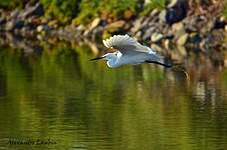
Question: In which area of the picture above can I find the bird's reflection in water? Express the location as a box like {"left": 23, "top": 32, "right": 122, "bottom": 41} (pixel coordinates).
{"left": 165, "top": 64, "right": 190, "bottom": 85}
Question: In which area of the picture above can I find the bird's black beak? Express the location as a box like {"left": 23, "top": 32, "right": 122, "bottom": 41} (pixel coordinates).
{"left": 89, "top": 56, "right": 105, "bottom": 61}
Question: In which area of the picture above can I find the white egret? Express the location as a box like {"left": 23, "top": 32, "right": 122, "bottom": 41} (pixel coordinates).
{"left": 90, "top": 34, "right": 171, "bottom": 68}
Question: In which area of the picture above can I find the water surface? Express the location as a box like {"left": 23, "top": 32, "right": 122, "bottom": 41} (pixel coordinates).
{"left": 0, "top": 42, "right": 227, "bottom": 150}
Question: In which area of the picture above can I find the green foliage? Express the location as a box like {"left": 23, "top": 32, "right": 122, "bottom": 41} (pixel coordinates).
{"left": 223, "top": 0, "right": 227, "bottom": 19}
{"left": 99, "top": 0, "right": 137, "bottom": 17}
{"left": 0, "top": 0, "right": 25, "bottom": 9}
{"left": 0, "top": 0, "right": 38, "bottom": 9}
{"left": 40, "top": 0, "right": 80, "bottom": 22}
{"left": 0, "top": 0, "right": 11, "bottom": 8}
{"left": 140, "top": 0, "right": 167, "bottom": 16}
{"left": 74, "top": 0, "right": 138, "bottom": 24}
{"left": 0, "top": 0, "right": 165, "bottom": 24}
{"left": 73, "top": 0, "right": 100, "bottom": 24}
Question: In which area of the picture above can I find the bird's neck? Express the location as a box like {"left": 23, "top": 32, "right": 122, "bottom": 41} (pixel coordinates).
{"left": 107, "top": 57, "right": 118, "bottom": 68}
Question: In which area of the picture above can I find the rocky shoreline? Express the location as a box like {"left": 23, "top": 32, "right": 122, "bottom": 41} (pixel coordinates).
{"left": 0, "top": 1, "right": 227, "bottom": 57}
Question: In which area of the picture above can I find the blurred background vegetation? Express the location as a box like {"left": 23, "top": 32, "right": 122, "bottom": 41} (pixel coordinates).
{"left": 0, "top": 0, "right": 226, "bottom": 24}
{"left": 0, "top": 0, "right": 151, "bottom": 23}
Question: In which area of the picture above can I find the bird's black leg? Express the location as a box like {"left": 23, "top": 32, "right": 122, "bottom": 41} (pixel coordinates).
{"left": 145, "top": 60, "right": 172, "bottom": 68}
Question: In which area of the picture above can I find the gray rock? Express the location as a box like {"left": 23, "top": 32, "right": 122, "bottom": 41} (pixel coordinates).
{"left": 124, "top": 23, "right": 131, "bottom": 30}
{"left": 184, "top": 17, "right": 198, "bottom": 32}
{"left": 83, "top": 29, "right": 90, "bottom": 37}
{"left": 0, "top": 17, "right": 6, "bottom": 25}
{"left": 150, "top": 44, "right": 163, "bottom": 52}
{"left": 150, "top": 9, "right": 159, "bottom": 17}
{"left": 207, "top": 19, "right": 216, "bottom": 31}
{"left": 20, "top": 3, "right": 44, "bottom": 18}
{"left": 37, "top": 25, "right": 43, "bottom": 32}
{"left": 92, "top": 26, "right": 104, "bottom": 41}
{"left": 21, "top": 27, "right": 28, "bottom": 34}
{"left": 135, "top": 31, "right": 142, "bottom": 39}
{"left": 165, "top": 0, "right": 188, "bottom": 25}
{"left": 171, "top": 22, "right": 185, "bottom": 39}
{"left": 142, "top": 27, "right": 156, "bottom": 41}
{"left": 89, "top": 18, "right": 101, "bottom": 31}
{"left": 5, "top": 21, "right": 15, "bottom": 31}
{"left": 189, "top": 33, "right": 202, "bottom": 44}
{"left": 213, "top": 18, "right": 227, "bottom": 30}
{"left": 159, "top": 10, "right": 167, "bottom": 23}
{"left": 14, "top": 20, "right": 24, "bottom": 29}
{"left": 148, "top": 22, "right": 156, "bottom": 27}
{"left": 10, "top": 9, "right": 20, "bottom": 19}
{"left": 164, "top": 39, "right": 170, "bottom": 49}
{"left": 105, "top": 20, "right": 125, "bottom": 32}
{"left": 76, "top": 24, "right": 85, "bottom": 31}
{"left": 172, "top": 22, "right": 184, "bottom": 32}
{"left": 48, "top": 20, "right": 58, "bottom": 28}
{"left": 140, "top": 16, "right": 154, "bottom": 30}
{"left": 92, "top": 26, "right": 103, "bottom": 34}
{"left": 151, "top": 33, "right": 164, "bottom": 43}
{"left": 36, "top": 25, "right": 50, "bottom": 32}
{"left": 225, "top": 59, "right": 227, "bottom": 67}
{"left": 177, "top": 46, "right": 187, "bottom": 56}
{"left": 177, "top": 33, "right": 188, "bottom": 46}
{"left": 131, "top": 18, "right": 143, "bottom": 33}
{"left": 189, "top": 16, "right": 208, "bottom": 34}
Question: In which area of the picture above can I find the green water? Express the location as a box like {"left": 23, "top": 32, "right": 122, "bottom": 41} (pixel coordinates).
{"left": 0, "top": 42, "right": 227, "bottom": 150}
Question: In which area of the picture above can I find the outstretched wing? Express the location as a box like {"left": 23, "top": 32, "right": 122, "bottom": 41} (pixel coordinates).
{"left": 103, "top": 34, "right": 153, "bottom": 54}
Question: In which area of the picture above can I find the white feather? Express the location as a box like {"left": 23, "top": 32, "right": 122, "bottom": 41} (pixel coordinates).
{"left": 102, "top": 34, "right": 153, "bottom": 54}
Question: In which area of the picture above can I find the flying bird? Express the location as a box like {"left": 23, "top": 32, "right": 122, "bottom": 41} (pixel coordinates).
{"left": 90, "top": 34, "right": 171, "bottom": 68}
